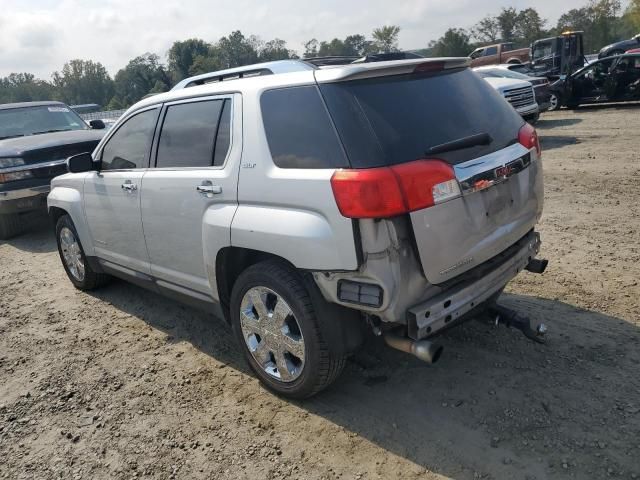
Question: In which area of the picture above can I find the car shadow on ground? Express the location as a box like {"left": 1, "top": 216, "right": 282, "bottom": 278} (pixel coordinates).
{"left": 0, "top": 215, "right": 56, "bottom": 253}
{"left": 88, "top": 280, "right": 640, "bottom": 479}
{"left": 574, "top": 101, "right": 640, "bottom": 112}
{"left": 539, "top": 135, "right": 578, "bottom": 151}
{"left": 536, "top": 117, "right": 582, "bottom": 128}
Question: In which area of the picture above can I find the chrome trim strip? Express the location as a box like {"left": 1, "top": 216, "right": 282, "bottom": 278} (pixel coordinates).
{"left": 0, "top": 159, "right": 67, "bottom": 174}
{"left": 454, "top": 143, "right": 532, "bottom": 195}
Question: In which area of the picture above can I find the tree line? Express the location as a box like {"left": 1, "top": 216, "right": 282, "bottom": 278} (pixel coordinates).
{"left": 428, "top": 0, "right": 638, "bottom": 57}
{"left": 1, "top": 0, "right": 639, "bottom": 110}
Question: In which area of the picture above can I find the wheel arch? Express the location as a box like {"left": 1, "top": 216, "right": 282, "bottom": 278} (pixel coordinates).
{"left": 219, "top": 248, "right": 365, "bottom": 358}
{"left": 47, "top": 186, "right": 94, "bottom": 256}
{"left": 215, "top": 247, "right": 293, "bottom": 321}
{"left": 48, "top": 206, "right": 68, "bottom": 226}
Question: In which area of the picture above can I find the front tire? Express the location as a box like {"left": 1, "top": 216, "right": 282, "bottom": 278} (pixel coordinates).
{"left": 548, "top": 93, "right": 561, "bottom": 111}
{"left": 230, "top": 260, "right": 346, "bottom": 399}
{"left": 55, "top": 214, "right": 110, "bottom": 290}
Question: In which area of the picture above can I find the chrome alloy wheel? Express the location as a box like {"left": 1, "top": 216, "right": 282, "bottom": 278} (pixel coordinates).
{"left": 59, "top": 227, "right": 85, "bottom": 282}
{"left": 240, "top": 287, "right": 305, "bottom": 382}
{"left": 549, "top": 93, "right": 559, "bottom": 111}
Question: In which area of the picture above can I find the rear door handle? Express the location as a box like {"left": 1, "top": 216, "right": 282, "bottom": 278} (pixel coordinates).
{"left": 197, "top": 184, "right": 222, "bottom": 195}
{"left": 121, "top": 181, "right": 137, "bottom": 192}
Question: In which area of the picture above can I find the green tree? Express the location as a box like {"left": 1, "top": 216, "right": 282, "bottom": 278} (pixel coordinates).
{"left": 428, "top": 28, "right": 472, "bottom": 57}
{"left": 51, "top": 59, "right": 114, "bottom": 107}
{"left": 303, "top": 39, "right": 319, "bottom": 57}
{"left": 189, "top": 46, "right": 224, "bottom": 76}
{"left": 472, "top": 15, "right": 501, "bottom": 43}
{"left": 258, "top": 38, "right": 296, "bottom": 62}
{"left": 216, "top": 31, "right": 260, "bottom": 68}
{"left": 111, "top": 53, "right": 170, "bottom": 107}
{"left": 497, "top": 7, "right": 519, "bottom": 42}
{"left": 627, "top": 0, "right": 640, "bottom": 30}
{"left": 344, "top": 34, "right": 372, "bottom": 56}
{"left": 371, "top": 25, "right": 401, "bottom": 52}
{"left": 0, "top": 73, "right": 55, "bottom": 103}
{"left": 515, "top": 8, "right": 547, "bottom": 46}
{"left": 167, "top": 39, "right": 211, "bottom": 82}
{"left": 318, "top": 38, "right": 349, "bottom": 56}
{"left": 589, "top": 0, "right": 622, "bottom": 46}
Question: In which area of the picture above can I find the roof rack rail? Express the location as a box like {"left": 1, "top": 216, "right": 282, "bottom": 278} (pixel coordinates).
{"left": 171, "top": 60, "right": 316, "bottom": 90}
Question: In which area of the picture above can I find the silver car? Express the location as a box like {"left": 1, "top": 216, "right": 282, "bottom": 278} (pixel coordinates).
{"left": 48, "top": 57, "right": 546, "bottom": 398}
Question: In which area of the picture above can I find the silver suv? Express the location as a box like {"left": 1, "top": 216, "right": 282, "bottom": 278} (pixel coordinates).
{"left": 48, "top": 58, "right": 546, "bottom": 398}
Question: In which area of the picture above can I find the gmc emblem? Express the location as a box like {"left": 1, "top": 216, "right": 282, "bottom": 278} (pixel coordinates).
{"left": 495, "top": 165, "right": 513, "bottom": 178}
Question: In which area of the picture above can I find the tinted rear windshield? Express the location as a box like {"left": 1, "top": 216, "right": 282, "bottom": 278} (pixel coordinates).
{"left": 319, "top": 68, "right": 524, "bottom": 167}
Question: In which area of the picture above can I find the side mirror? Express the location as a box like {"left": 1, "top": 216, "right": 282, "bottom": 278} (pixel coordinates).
{"left": 67, "top": 152, "right": 97, "bottom": 173}
{"left": 89, "top": 119, "right": 106, "bottom": 130}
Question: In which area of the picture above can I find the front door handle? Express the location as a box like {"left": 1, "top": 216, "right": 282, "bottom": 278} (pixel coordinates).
{"left": 121, "top": 181, "right": 137, "bottom": 192}
{"left": 196, "top": 184, "right": 222, "bottom": 195}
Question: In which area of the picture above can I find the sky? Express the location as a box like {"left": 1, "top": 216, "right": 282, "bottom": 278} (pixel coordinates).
{"left": 0, "top": 0, "right": 622, "bottom": 79}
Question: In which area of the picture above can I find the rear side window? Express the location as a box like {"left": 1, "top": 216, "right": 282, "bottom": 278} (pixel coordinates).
{"left": 485, "top": 46, "right": 498, "bottom": 56}
{"left": 156, "top": 99, "right": 228, "bottom": 168}
{"left": 319, "top": 68, "right": 524, "bottom": 167}
{"left": 261, "top": 86, "right": 348, "bottom": 168}
{"left": 101, "top": 108, "right": 158, "bottom": 170}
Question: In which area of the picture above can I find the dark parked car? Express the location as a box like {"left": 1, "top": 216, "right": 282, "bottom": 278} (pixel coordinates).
{"left": 548, "top": 53, "right": 640, "bottom": 110}
{"left": 0, "top": 101, "right": 106, "bottom": 239}
{"left": 598, "top": 34, "right": 640, "bottom": 58}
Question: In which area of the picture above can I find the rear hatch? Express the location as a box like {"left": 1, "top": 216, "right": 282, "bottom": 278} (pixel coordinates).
{"left": 318, "top": 64, "right": 544, "bottom": 284}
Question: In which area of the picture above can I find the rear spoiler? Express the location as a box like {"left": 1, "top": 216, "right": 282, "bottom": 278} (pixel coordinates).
{"left": 314, "top": 57, "right": 470, "bottom": 83}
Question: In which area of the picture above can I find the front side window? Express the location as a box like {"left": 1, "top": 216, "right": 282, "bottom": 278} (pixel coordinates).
{"left": 156, "top": 99, "right": 230, "bottom": 168}
{"left": 261, "top": 86, "right": 348, "bottom": 169}
{"left": 532, "top": 41, "right": 553, "bottom": 60}
{"left": 578, "top": 59, "right": 613, "bottom": 79}
{"left": 101, "top": 108, "right": 159, "bottom": 170}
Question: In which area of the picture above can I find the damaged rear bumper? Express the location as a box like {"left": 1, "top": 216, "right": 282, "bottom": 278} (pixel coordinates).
{"left": 407, "top": 231, "right": 541, "bottom": 340}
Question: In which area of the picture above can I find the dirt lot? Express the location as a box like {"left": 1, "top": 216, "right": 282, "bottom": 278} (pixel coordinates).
{"left": 1, "top": 105, "right": 639, "bottom": 480}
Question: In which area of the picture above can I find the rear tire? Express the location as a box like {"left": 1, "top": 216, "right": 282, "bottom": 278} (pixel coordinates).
{"left": 0, "top": 213, "right": 22, "bottom": 240}
{"left": 230, "top": 260, "right": 346, "bottom": 399}
{"left": 55, "top": 214, "right": 110, "bottom": 290}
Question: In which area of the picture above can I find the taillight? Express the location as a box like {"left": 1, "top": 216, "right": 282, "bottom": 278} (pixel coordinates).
{"left": 519, "top": 123, "right": 541, "bottom": 157}
{"left": 330, "top": 159, "right": 461, "bottom": 219}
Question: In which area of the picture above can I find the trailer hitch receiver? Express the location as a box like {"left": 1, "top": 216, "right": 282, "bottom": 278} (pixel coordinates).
{"left": 487, "top": 304, "right": 547, "bottom": 344}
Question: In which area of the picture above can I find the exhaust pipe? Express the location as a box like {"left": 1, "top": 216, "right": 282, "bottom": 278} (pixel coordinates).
{"left": 525, "top": 258, "right": 548, "bottom": 274}
{"left": 383, "top": 331, "right": 443, "bottom": 364}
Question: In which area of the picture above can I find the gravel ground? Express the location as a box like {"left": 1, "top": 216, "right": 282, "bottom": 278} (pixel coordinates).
{"left": 1, "top": 105, "right": 639, "bottom": 480}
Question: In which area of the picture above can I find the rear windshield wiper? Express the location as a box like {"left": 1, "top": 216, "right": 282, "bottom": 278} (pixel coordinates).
{"left": 426, "top": 132, "right": 493, "bottom": 156}
{"left": 0, "top": 134, "right": 25, "bottom": 140}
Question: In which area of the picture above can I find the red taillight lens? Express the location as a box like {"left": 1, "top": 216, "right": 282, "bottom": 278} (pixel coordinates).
{"left": 330, "top": 159, "right": 460, "bottom": 219}
{"left": 518, "top": 123, "right": 541, "bottom": 157}
{"left": 330, "top": 168, "right": 406, "bottom": 218}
